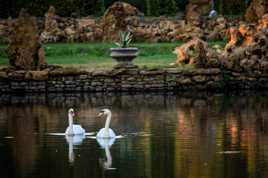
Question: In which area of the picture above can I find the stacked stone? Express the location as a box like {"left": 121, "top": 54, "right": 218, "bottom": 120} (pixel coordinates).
{"left": 0, "top": 19, "right": 9, "bottom": 43}
{"left": 77, "top": 18, "right": 103, "bottom": 42}
{"left": 0, "top": 67, "right": 267, "bottom": 93}
{"left": 41, "top": 6, "right": 79, "bottom": 42}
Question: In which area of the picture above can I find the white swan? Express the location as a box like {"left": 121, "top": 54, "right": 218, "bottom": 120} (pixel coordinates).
{"left": 65, "top": 108, "right": 85, "bottom": 136}
{"left": 96, "top": 109, "right": 116, "bottom": 138}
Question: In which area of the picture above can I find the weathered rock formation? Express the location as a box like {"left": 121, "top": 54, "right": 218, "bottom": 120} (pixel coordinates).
{"left": 206, "top": 17, "right": 228, "bottom": 41}
{"left": 257, "top": 14, "right": 268, "bottom": 31}
{"left": 173, "top": 13, "right": 268, "bottom": 73}
{"left": 78, "top": 18, "right": 103, "bottom": 42}
{"left": 221, "top": 15, "right": 268, "bottom": 72}
{"left": 174, "top": 38, "right": 219, "bottom": 68}
{"left": 41, "top": 6, "right": 78, "bottom": 42}
{"left": 7, "top": 9, "right": 45, "bottom": 70}
{"left": 101, "top": 1, "right": 140, "bottom": 41}
{"left": 132, "top": 18, "right": 180, "bottom": 42}
{"left": 0, "top": 3, "right": 249, "bottom": 43}
{"left": 41, "top": 6, "right": 63, "bottom": 42}
{"left": 176, "top": 16, "right": 230, "bottom": 42}
{"left": 186, "top": 0, "right": 210, "bottom": 24}
{"left": 245, "top": 0, "right": 268, "bottom": 22}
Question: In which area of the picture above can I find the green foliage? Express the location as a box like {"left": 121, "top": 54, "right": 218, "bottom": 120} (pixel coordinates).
{"left": 94, "top": 0, "right": 105, "bottom": 16}
{"left": 159, "top": 0, "right": 178, "bottom": 15}
{"left": 145, "top": 0, "right": 160, "bottom": 16}
{"left": 215, "top": 0, "right": 248, "bottom": 15}
{"left": 175, "top": 0, "right": 187, "bottom": 11}
{"left": 145, "top": 0, "right": 152, "bottom": 16}
{"left": 0, "top": 42, "right": 180, "bottom": 67}
{"left": 115, "top": 31, "right": 133, "bottom": 48}
{"left": 0, "top": 41, "right": 227, "bottom": 68}
{"left": 0, "top": 0, "right": 249, "bottom": 18}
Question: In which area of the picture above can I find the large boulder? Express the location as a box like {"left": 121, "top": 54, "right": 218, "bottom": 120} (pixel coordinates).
{"left": 245, "top": 0, "right": 268, "bottom": 22}
{"left": 101, "top": 2, "right": 140, "bottom": 41}
{"left": 173, "top": 38, "right": 219, "bottom": 68}
{"left": 7, "top": 9, "right": 45, "bottom": 70}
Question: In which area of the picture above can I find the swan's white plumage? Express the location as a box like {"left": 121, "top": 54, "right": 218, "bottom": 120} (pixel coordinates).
{"left": 96, "top": 109, "right": 116, "bottom": 138}
{"left": 97, "top": 128, "right": 116, "bottom": 138}
{"left": 65, "top": 125, "right": 85, "bottom": 136}
{"left": 65, "top": 108, "right": 85, "bottom": 136}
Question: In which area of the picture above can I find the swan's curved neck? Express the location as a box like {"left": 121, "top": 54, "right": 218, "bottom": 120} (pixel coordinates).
{"left": 104, "top": 112, "right": 112, "bottom": 130}
{"left": 68, "top": 114, "right": 74, "bottom": 127}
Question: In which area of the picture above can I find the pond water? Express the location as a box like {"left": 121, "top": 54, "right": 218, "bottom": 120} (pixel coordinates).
{"left": 0, "top": 92, "right": 268, "bottom": 178}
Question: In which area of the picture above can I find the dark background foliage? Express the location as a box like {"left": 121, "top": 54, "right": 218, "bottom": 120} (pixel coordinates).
{"left": 0, "top": 0, "right": 249, "bottom": 18}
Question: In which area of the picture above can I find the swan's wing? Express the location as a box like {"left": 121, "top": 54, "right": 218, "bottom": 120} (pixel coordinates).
{"left": 96, "top": 128, "right": 106, "bottom": 138}
{"left": 85, "top": 132, "right": 95, "bottom": 136}
{"left": 73, "top": 125, "right": 85, "bottom": 134}
{"left": 65, "top": 126, "right": 70, "bottom": 135}
{"left": 108, "top": 128, "right": 116, "bottom": 137}
{"left": 97, "top": 128, "right": 116, "bottom": 138}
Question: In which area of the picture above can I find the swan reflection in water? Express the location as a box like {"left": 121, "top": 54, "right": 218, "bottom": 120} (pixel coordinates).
{"left": 97, "top": 137, "right": 116, "bottom": 170}
{"left": 65, "top": 134, "right": 85, "bottom": 164}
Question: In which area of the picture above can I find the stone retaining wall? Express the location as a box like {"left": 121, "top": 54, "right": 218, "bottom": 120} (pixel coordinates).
{"left": 0, "top": 68, "right": 267, "bottom": 93}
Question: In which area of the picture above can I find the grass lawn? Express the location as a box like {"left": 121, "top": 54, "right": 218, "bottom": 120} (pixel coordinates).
{"left": 0, "top": 41, "right": 226, "bottom": 69}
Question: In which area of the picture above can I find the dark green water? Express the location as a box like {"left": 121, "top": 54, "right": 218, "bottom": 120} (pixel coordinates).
{"left": 0, "top": 92, "right": 267, "bottom": 178}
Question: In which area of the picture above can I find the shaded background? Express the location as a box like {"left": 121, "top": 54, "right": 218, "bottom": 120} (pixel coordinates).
{"left": 0, "top": 0, "right": 250, "bottom": 18}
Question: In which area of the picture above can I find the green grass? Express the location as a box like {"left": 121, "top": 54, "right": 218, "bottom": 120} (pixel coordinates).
{"left": 0, "top": 41, "right": 226, "bottom": 69}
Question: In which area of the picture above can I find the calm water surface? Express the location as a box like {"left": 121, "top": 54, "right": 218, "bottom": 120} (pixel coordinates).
{"left": 0, "top": 92, "right": 268, "bottom": 178}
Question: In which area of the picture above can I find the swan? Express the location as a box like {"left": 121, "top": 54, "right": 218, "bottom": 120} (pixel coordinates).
{"left": 65, "top": 108, "right": 85, "bottom": 136}
{"left": 96, "top": 109, "right": 116, "bottom": 138}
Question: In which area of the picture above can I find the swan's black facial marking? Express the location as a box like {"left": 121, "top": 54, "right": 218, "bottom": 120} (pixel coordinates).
{"left": 98, "top": 110, "right": 105, "bottom": 117}
{"left": 68, "top": 108, "right": 75, "bottom": 116}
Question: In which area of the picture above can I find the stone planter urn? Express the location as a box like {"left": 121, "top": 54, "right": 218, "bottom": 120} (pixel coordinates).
{"left": 110, "top": 47, "right": 139, "bottom": 66}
